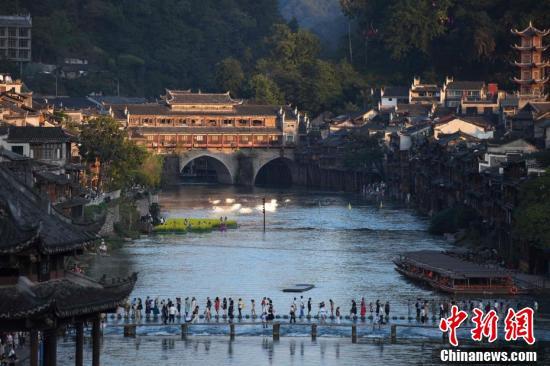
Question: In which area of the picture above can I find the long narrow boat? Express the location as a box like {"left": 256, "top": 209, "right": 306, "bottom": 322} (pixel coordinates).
{"left": 394, "top": 250, "right": 523, "bottom": 295}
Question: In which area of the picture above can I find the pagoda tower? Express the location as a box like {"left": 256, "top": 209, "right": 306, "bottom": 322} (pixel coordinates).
{"left": 511, "top": 21, "right": 549, "bottom": 101}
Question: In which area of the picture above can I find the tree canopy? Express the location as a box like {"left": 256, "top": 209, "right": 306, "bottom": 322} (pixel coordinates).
{"left": 79, "top": 116, "right": 162, "bottom": 190}
{"left": 340, "top": 0, "right": 550, "bottom": 86}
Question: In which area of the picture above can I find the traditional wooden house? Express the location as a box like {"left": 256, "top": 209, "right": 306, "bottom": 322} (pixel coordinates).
{"left": 0, "top": 166, "right": 136, "bottom": 366}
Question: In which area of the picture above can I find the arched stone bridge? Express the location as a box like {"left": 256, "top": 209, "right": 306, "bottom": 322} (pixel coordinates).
{"left": 175, "top": 148, "right": 295, "bottom": 186}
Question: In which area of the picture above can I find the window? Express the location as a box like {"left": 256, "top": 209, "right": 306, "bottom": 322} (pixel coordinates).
{"left": 19, "top": 28, "right": 29, "bottom": 37}
{"left": 18, "top": 50, "right": 28, "bottom": 59}
{"left": 19, "top": 39, "right": 28, "bottom": 48}
{"left": 208, "top": 120, "right": 217, "bottom": 126}
{"left": 0, "top": 39, "right": 5, "bottom": 48}
{"left": 0, "top": 27, "right": 6, "bottom": 37}
{"left": 8, "top": 38, "right": 16, "bottom": 48}
{"left": 238, "top": 119, "right": 248, "bottom": 126}
{"left": 285, "top": 135, "right": 294, "bottom": 143}
{"left": 223, "top": 119, "right": 233, "bottom": 126}
{"left": 252, "top": 120, "right": 263, "bottom": 127}
{"left": 8, "top": 48, "right": 16, "bottom": 58}
{"left": 11, "top": 145, "right": 23, "bottom": 155}
{"left": 8, "top": 28, "right": 16, "bottom": 37}
{"left": 31, "top": 144, "right": 62, "bottom": 160}
{"left": 194, "top": 135, "right": 204, "bottom": 142}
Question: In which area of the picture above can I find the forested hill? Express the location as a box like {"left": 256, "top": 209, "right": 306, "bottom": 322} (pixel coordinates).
{"left": 0, "top": 0, "right": 282, "bottom": 96}
{"left": 278, "top": 0, "right": 347, "bottom": 52}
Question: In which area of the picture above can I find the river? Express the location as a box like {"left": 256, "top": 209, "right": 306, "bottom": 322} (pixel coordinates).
{"left": 57, "top": 185, "right": 547, "bottom": 365}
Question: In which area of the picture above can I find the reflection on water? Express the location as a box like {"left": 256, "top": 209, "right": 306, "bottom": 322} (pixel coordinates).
{"left": 58, "top": 336, "right": 443, "bottom": 366}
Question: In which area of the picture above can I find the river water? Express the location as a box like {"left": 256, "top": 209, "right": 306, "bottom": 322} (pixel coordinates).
{"left": 57, "top": 185, "right": 548, "bottom": 365}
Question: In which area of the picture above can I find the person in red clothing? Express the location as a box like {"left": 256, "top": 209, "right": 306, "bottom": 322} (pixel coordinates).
{"left": 360, "top": 297, "right": 367, "bottom": 319}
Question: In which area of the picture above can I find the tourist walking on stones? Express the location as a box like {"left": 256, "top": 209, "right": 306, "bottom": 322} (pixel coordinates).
{"left": 185, "top": 297, "right": 191, "bottom": 318}
{"left": 223, "top": 297, "right": 228, "bottom": 316}
{"left": 369, "top": 302, "right": 373, "bottom": 319}
{"left": 214, "top": 297, "right": 220, "bottom": 316}
{"left": 206, "top": 297, "right": 212, "bottom": 313}
{"left": 136, "top": 298, "right": 143, "bottom": 320}
{"left": 384, "top": 302, "right": 390, "bottom": 322}
{"left": 228, "top": 298, "right": 235, "bottom": 321}
{"left": 251, "top": 299, "right": 256, "bottom": 317}
{"left": 145, "top": 296, "right": 151, "bottom": 317}
{"left": 375, "top": 300, "right": 380, "bottom": 317}
{"left": 238, "top": 298, "right": 244, "bottom": 318}
{"left": 360, "top": 298, "right": 367, "bottom": 319}
{"left": 169, "top": 303, "right": 177, "bottom": 323}
{"left": 267, "top": 303, "right": 275, "bottom": 322}
{"left": 192, "top": 306, "right": 199, "bottom": 323}
{"left": 161, "top": 303, "right": 168, "bottom": 324}
{"left": 307, "top": 298, "right": 312, "bottom": 316}
{"left": 205, "top": 305, "right": 212, "bottom": 322}
{"left": 290, "top": 303, "right": 297, "bottom": 323}
{"left": 299, "top": 296, "right": 305, "bottom": 318}
{"left": 191, "top": 297, "right": 197, "bottom": 313}
{"left": 319, "top": 302, "right": 327, "bottom": 323}
{"left": 415, "top": 300, "right": 421, "bottom": 319}
{"left": 329, "top": 299, "right": 334, "bottom": 317}
{"left": 350, "top": 300, "right": 357, "bottom": 319}
{"left": 335, "top": 306, "right": 341, "bottom": 324}
{"left": 176, "top": 297, "right": 181, "bottom": 316}
{"left": 261, "top": 310, "right": 268, "bottom": 328}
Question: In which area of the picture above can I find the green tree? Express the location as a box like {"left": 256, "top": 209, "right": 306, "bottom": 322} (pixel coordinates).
{"left": 514, "top": 174, "right": 550, "bottom": 249}
{"left": 215, "top": 58, "right": 245, "bottom": 96}
{"left": 79, "top": 116, "right": 148, "bottom": 190}
{"left": 342, "top": 132, "right": 384, "bottom": 172}
{"left": 248, "top": 74, "right": 284, "bottom": 104}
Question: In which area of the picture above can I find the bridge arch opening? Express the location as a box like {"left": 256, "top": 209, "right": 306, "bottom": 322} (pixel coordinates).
{"left": 181, "top": 156, "right": 233, "bottom": 184}
{"left": 254, "top": 157, "right": 293, "bottom": 187}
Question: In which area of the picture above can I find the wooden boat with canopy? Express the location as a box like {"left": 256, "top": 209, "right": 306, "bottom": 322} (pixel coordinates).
{"left": 394, "top": 250, "right": 521, "bottom": 295}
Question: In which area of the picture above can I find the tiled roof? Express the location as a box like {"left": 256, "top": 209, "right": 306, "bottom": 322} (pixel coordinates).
{"left": 400, "top": 250, "right": 511, "bottom": 279}
{"left": 125, "top": 103, "right": 286, "bottom": 117}
{"left": 7, "top": 126, "right": 75, "bottom": 143}
{"left": 0, "top": 147, "right": 29, "bottom": 161}
{"left": 0, "top": 166, "right": 98, "bottom": 254}
{"left": 383, "top": 86, "right": 408, "bottom": 97}
{"left": 0, "top": 272, "right": 136, "bottom": 320}
{"left": 166, "top": 90, "right": 239, "bottom": 105}
{"left": 35, "top": 97, "right": 97, "bottom": 110}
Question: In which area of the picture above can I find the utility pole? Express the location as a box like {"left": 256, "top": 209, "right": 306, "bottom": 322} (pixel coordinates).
{"left": 262, "top": 197, "right": 265, "bottom": 233}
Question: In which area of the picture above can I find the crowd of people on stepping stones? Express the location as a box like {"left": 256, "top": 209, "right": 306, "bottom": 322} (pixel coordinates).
{"left": 112, "top": 296, "right": 540, "bottom": 326}
{"left": 114, "top": 296, "right": 397, "bottom": 325}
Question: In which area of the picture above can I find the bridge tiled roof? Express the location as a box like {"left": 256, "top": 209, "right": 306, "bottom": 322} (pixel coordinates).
{"left": 166, "top": 90, "right": 240, "bottom": 105}
{"left": 123, "top": 103, "right": 287, "bottom": 117}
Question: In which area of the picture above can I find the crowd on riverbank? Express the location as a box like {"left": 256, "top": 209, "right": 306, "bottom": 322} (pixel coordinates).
{"left": 113, "top": 296, "right": 540, "bottom": 325}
